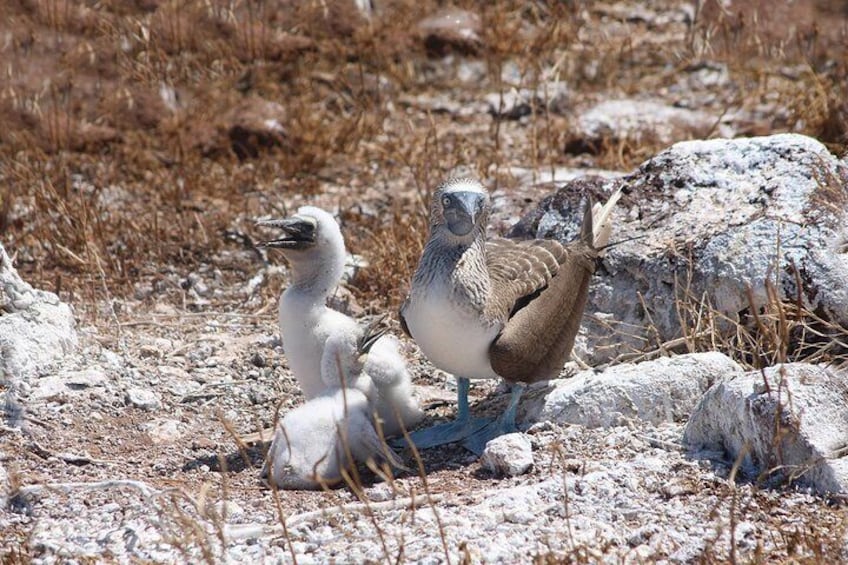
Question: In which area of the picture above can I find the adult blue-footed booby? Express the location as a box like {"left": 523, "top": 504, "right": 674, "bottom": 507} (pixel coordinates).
{"left": 264, "top": 321, "right": 405, "bottom": 489}
{"left": 257, "top": 206, "right": 423, "bottom": 435}
{"left": 396, "top": 178, "right": 621, "bottom": 454}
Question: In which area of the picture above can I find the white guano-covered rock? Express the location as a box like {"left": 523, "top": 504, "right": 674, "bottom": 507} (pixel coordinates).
{"left": 520, "top": 352, "right": 742, "bottom": 428}
{"left": 0, "top": 242, "right": 77, "bottom": 383}
{"left": 480, "top": 433, "right": 534, "bottom": 476}
{"left": 512, "top": 134, "right": 848, "bottom": 363}
{"left": 683, "top": 363, "right": 848, "bottom": 494}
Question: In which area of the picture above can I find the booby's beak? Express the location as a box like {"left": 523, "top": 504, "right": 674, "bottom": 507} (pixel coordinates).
{"left": 358, "top": 315, "right": 389, "bottom": 355}
{"left": 444, "top": 191, "right": 485, "bottom": 236}
{"left": 256, "top": 216, "right": 317, "bottom": 250}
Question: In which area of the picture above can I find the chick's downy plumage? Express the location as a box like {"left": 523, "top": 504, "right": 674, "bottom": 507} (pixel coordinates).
{"left": 264, "top": 327, "right": 405, "bottom": 489}
{"left": 257, "top": 206, "right": 423, "bottom": 435}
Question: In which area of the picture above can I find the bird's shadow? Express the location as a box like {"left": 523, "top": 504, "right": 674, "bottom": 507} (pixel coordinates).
{"left": 183, "top": 382, "right": 558, "bottom": 491}
{"left": 391, "top": 380, "right": 557, "bottom": 478}
{"left": 182, "top": 444, "right": 266, "bottom": 474}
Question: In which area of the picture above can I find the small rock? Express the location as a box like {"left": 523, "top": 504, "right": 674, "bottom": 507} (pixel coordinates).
{"left": 64, "top": 367, "right": 108, "bottom": 389}
{"left": 29, "top": 376, "right": 68, "bottom": 402}
{"left": 366, "top": 483, "right": 393, "bottom": 502}
{"left": 250, "top": 352, "right": 266, "bottom": 368}
{"left": 192, "top": 437, "right": 216, "bottom": 450}
{"left": 484, "top": 82, "right": 570, "bottom": 120}
{"left": 166, "top": 379, "right": 201, "bottom": 397}
{"left": 139, "top": 344, "right": 164, "bottom": 358}
{"left": 182, "top": 273, "right": 210, "bottom": 296}
{"left": 661, "top": 478, "right": 696, "bottom": 498}
{"left": 98, "top": 348, "right": 124, "bottom": 369}
{"left": 480, "top": 433, "right": 534, "bottom": 476}
{"left": 126, "top": 388, "right": 161, "bottom": 410}
{"left": 627, "top": 524, "right": 660, "bottom": 546}
{"left": 158, "top": 365, "right": 190, "bottom": 380}
{"left": 213, "top": 500, "right": 245, "bottom": 521}
{"left": 0, "top": 461, "right": 8, "bottom": 508}
{"left": 484, "top": 89, "right": 535, "bottom": 120}
{"left": 0, "top": 243, "right": 77, "bottom": 383}
{"left": 223, "top": 97, "right": 289, "bottom": 160}
{"left": 566, "top": 98, "right": 733, "bottom": 153}
{"left": 248, "top": 385, "right": 271, "bottom": 405}
{"left": 417, "top": 8, "right": 482, "bottom": 56}
{"left": 503, "top": 508, "right": 535, "bottom": 524}
{"left": 144, "top": 419, "right": 184, "bottom": 444}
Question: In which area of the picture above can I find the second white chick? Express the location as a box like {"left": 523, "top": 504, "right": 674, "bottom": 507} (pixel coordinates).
{"left": 265, "top": 324, "right": 405, "bottom": 490}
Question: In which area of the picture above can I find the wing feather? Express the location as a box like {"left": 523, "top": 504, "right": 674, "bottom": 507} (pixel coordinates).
{"left": 484, "top": 238, "right": 569, "bottom": 323}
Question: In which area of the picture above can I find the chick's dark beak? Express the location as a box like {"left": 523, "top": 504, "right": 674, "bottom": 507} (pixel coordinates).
{"left": 357, "top": 315, "right": 389, "bottom": 354}
{"left": 256, "top": 216, "right": 317, "bottom": 250}
{"left": 445, "top": 191, "right": 485, "bottom": 236}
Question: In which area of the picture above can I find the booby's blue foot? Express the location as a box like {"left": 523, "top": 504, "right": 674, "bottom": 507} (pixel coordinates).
{"left": 462, "top": 384, "right": 525, "bottom": 455}
{"left": 390, "top": 416, "right": 492, "bottom": 450}
{"left": 390, "top": 377, "right": 490, "bottom": 450}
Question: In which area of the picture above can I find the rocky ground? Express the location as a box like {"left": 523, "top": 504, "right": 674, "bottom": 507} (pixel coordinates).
{"left": 2, "top": 306, "right": 847, "bottom": 562}
{"left": 2, "top": 0, "right": 848, "bottom": 563}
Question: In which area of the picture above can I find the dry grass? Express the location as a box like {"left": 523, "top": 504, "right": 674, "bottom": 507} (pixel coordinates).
{"left": 3, "top": 0, "right": 846, "bottom": 314}
{"left": 670, "top": 262, "right": 848, "bottom": 372}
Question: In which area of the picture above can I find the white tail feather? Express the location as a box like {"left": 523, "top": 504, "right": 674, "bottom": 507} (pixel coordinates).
{"left": 591, "top": 186, "right": 623, "bottom": 252}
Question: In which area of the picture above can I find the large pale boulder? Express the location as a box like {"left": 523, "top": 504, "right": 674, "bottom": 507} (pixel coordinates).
{"left": 0, "top": 243, "right": 77, "bottom": 384}
{"left": 683, "top": 363, "right": 848, "bottom": 494}
{"left": 512, "top": 134, "right": 848, "bottom": 363}
{"left": 519, "top": 352, "right": 742, "bottom": 428}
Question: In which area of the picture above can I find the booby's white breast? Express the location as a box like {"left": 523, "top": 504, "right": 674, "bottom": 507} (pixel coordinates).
{"left": 404, "top": 285, "right": 501, "bottom": 380}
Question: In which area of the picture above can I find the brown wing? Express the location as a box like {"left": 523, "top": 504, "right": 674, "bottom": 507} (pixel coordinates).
{"left": 483, "top": 238, "right": 568, "bottom": 323}
{"left": 488, "top": 201, "right": 597, "bottom": 384}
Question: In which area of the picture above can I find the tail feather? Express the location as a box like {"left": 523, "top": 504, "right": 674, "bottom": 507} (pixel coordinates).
{"left": 591, "top": 186, "right": 623, "bottom": 252}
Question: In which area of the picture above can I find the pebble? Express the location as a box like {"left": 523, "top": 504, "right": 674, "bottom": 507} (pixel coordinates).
{"left": 143, "top": 418, "right": 184, "bottom": 444}
{"left": 480, "top": 433, "right": 534, "bottom": 477}
{"left": 125, "top": 388, "right": 161, "bottom": 410}
{"left": 64, "top": 367, "right": 108, "bottom": 389}
{"left": 158, "top": 365, "right": 190, "bottom": 380}
{"left": 30, "top": 376, "right": 68, "bottom": 401}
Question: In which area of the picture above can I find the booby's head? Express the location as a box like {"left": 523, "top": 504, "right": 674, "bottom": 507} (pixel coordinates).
{"left": 256, "top": 215, "right": 317, "bottom": 251}
{"left": 256, "top": 206, "right": 346, "bottom": 291}
{"left": 430, "top": 178, "right": 490, "bottom": 240}
{"left": 256, "top": 206, "right": 342, "bottom": 253}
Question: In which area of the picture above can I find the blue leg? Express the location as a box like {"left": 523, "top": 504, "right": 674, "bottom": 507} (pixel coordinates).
{"left": 390, "top": 377, "right": 490, "bottom": 450}
{"left": 462, "top": 383, "right": 525, "bottom": 455}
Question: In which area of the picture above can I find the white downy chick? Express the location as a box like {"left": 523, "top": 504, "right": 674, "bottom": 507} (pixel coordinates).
{"left": 256, "top": 207, "right": 423, "bottom": 434}
{"left": 323, "top": 315, "right": 424, "bottom": 438}
{"left": 264, "top": 323, "right": 406, "bottom": 490}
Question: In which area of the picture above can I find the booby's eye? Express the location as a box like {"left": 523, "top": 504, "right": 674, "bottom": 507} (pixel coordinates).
{"left": 441, "top": 195, "right": 451, "bottom": 208}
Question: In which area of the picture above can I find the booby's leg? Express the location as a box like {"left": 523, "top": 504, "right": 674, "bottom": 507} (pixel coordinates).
{"left": 462, "top": 383, "right": 525, "bottom": 455}
{"left": 390, "top": 377, "right": 489, "bottom": 450}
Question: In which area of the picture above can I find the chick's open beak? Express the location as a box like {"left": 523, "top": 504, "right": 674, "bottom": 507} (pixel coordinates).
{"left": 256, "top": 216, "right": 317, "bottom": 250}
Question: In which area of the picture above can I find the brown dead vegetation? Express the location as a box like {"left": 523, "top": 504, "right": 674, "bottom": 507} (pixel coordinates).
{"left": 2, "top": 1, "right": 846, "bottom": 315}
